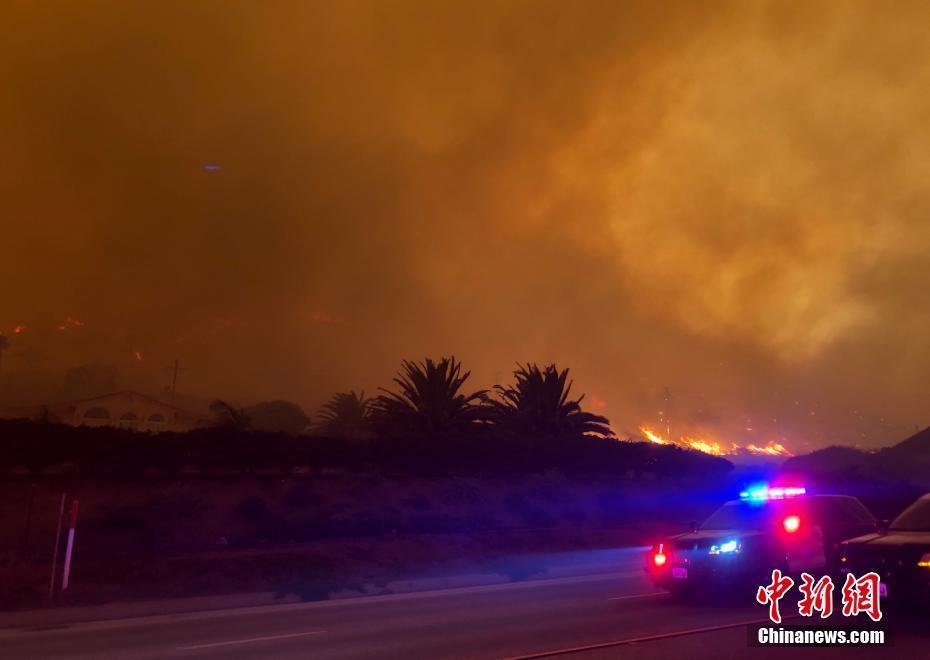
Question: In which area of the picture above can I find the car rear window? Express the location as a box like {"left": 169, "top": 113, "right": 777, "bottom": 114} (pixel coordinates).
{"left": 828, "top": 497, "right": 876, "bottom": 525}
{"left": 890, "top": 497, "right": 930, "bottom": 531}
{"left": 805, "top": 497, "right": 873, "bottom": 525}
{"left": 700, "top": 502, "right": 773, "bottom": 530}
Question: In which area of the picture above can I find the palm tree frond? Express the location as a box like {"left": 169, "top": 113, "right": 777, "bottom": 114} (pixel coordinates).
{"left": 315, "top": 390, "right": 372, "bottom": 439}
{"left": 491, "top": 363, "right": 614, "bottom": 440}
{"left": 371, "top": 356, "right": 488, "bottom": 435}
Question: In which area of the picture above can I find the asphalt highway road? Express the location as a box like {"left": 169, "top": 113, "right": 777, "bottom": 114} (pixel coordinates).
{"left": 1, "top": 557, "right": 925, "bottom": 659}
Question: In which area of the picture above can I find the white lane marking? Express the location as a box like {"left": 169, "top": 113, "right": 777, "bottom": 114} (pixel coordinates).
{"left": 176, "top": 630, "right": 325, "bottom": 651}
{"left": 502, "top": 616, "right": 801, "bottom": 659}
{"left": 606, "top": 592, "right": 665, "bottom": 601}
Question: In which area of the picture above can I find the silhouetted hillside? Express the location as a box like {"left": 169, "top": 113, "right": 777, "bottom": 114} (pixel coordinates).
{"left": 0, "top": 419, "right": 732, "bottom": 481}
{"left": 781, "top": 428, "right": 930, "bottom": 488}
{"left": 780, "top": 445, "right": 872, "bottom": 482}
{"left": 886, "top": 426, "right": 930, "bottom": 455}
{"left": 872, "top": 426, "right": 930, "bottom": 482}
{"left": 778, "top": 430, "right": 930, "bottom": 519}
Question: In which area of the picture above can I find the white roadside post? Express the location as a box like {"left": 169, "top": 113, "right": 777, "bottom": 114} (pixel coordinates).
{"left": 48, "top": 492, "right": 67, "bottom": 600}
{"left": 61, "top": 499, "right": 80, "bottom": 591}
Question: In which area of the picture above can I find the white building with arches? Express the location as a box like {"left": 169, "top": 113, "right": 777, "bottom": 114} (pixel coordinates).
{"left": 37, "top": 390, "right": 214, "bottom": 433}
{"left": 69, "top": 390, "right": 211, "bottom": 432}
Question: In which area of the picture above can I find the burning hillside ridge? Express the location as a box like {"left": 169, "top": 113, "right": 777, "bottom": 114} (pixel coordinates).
{"left": 638, "top": 425, "right": 792, "bottom": 458}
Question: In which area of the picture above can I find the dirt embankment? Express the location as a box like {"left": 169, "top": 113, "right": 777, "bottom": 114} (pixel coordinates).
{"left": 0, "top": 473, "right": 725, "bottom": 609}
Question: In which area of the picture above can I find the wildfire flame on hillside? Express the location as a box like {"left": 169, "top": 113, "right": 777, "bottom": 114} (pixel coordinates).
{"left": 638, "top": 425, "right": 793, "bottom": 457}
{"left": 745, "top": 441, "right": 792, "bottom": 456}
{"left": 640, "top": 427, "right": 667, "bottom": 444}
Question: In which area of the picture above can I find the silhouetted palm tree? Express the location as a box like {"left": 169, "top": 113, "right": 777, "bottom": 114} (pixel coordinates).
{"left": 315, "top": 390, "right": 372, "bottom": 439}
{"left": 371, "top": 357, "right": 488, "bottom": 434}
{"left": 209, "top": 400, "right": 251, "bottom": 431}
{"left": 491, "top": 363, "right": 614, "bottom": 440}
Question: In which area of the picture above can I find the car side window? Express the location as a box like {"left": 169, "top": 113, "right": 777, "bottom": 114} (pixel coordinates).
{"left": 833, "top": 497, "right": 876, "bottom": 525}
{"left": 806, "top": 498, "right": 842, "bottom": 525}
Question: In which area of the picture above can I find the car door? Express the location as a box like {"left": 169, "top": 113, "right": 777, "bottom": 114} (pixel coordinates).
{"left": 818, "top": 497, "right": 877, "bottom": 569}
{"left": 782, "top": 500, "right": 827, "bottom": 573}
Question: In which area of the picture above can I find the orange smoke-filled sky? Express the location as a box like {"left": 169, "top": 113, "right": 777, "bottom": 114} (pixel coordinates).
{"left": 2, "top": 1, "right": 929, "bottom": 450}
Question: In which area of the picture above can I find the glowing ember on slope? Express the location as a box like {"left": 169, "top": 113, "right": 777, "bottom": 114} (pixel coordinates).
{"left": 57, "top": 317, "right": 85, "bottom": 331}
{"left": 133, "top": 351, "right": 143, "bottom": 361}
{"left": 14, "top": 325, "right": 25, "bottom": 334}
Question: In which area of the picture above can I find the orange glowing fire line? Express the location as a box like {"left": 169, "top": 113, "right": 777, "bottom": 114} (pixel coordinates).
{"left": 746, "top": 442, "right": 792, "bottom": 457}
{"left": 638, "top": 425, "right": 792, "bottom": 457}
{"left": 640, "top": 426, "right": 667, "bottom": 445}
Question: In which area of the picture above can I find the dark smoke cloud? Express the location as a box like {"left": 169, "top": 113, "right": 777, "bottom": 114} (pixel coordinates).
{"left": 2, "top": 1, "right": 928, "bottom": 450}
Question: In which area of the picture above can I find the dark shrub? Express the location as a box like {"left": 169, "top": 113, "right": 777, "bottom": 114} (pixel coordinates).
{"left": 344, "top": 545, "right": 373, "bottom": 561}
{"left": 503, "top": 492, "right": 528, "bottom": 511}
{"left": 439, "top": 480, "right": 482, "bottom": 506}
{"left": 504, "top": 492, "right": 556, "bottom": 527}
{"left": 401, "top": 494, "right": 432, "bottom": 511}
{"left": 149, "top": 491, "right": 206, "bottom": 521}
{"left": 463, "top": 512, "right": 496, "bottom": 530}
{"left": 595, "top": 489, "right": 625, "bottom": 512}
{"left": 403, "top": 514, "right": 458, "bottom": 534}
{"left": 562, "top": 507, "right": 588, "bottom": 523}
{"left": 283, "top": 487, "right": 323, "bottom": 509}
{"left": 104, "top": 506, "right": 147, "bottom": 532}
{"left": 235, "top": 496, "right": 270, "bottom": 522}
{"left": 341, "top": 512, "right": 384, "bottom": 537}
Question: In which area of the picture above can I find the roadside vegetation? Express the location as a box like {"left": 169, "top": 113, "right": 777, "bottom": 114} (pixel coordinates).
{"left": 0, "top": 356, "right": 734, "bottom": 480}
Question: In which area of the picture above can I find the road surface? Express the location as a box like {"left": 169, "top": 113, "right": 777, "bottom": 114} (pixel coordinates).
{"left": 1, "top": 553, "right": 925, "bottom": 659}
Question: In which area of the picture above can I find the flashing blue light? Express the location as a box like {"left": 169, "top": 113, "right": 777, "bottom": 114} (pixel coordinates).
{"left": 739, "top": 484, "right": 805, "bottom": 502}
{"left": 710, "top": 539, "right": 740, "bottom": 555}
{"left": 741, "top": 487, "right": 769, "bottom": 501}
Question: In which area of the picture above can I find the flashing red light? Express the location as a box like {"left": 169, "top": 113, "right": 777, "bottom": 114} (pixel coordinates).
{"left": 783, "top": 515, "right": 801, "bottom": 534}
{"left": 653, "top": 552, "right": 667, "bottom": 566}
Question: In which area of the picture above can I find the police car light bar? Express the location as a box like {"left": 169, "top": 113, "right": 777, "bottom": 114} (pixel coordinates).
{"left": 709, "top": 539, "right": 740, "bottom": 555}
{"left": 739, "top": 485, "right": 806, "bottom": 501}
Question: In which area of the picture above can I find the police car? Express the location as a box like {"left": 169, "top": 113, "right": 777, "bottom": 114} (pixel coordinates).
{"left": 646, "top": 485, "right": 877, "bottom": 596}
{"left": 839, "top": 493, "right": 930, "bottom": 603}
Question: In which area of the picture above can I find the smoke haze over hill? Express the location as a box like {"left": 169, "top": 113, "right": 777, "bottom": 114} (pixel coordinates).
{"left": 3, "top": 1, "right": 930, "bottom": 451}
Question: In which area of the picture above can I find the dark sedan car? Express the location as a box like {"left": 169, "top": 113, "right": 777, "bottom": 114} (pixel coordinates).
{"left": 840, "top": 493, "right": 930, "bottom": 603}
{"left": 646, "top": 486, "right": 877, "bottom": 596}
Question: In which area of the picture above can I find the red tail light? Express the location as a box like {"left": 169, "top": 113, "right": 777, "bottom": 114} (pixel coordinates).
{"left": 652, "top": 542, "right": 668, "bottom": 567}
{"left": 783, "top": 515, "right": 800, "bottom": 533}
